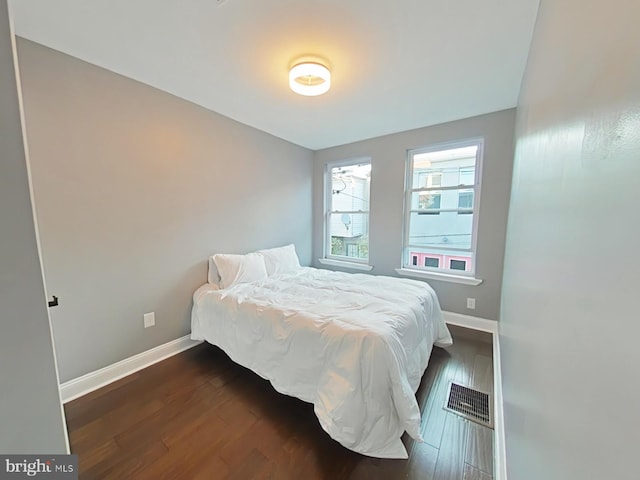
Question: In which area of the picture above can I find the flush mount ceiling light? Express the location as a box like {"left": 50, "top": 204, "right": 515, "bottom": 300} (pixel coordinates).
{"left": 289, "top": 60, "right": 331, "bottom": 96}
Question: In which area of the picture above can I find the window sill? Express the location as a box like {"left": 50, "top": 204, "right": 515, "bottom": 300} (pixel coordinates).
{"left": 318, "top": 258, "right": 374, "bottom": 271}
{"left": 395, "top": 268, "right": 483, "bottom": 285}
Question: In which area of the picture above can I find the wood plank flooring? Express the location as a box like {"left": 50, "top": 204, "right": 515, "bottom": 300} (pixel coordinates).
{"left": 65, "top": 325, "right": 494, "bottom": 479}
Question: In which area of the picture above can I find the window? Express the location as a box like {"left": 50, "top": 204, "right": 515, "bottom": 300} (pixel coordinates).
{"left": 458, "top": 191, "right": 473, "bottom": 211}
{"left": 418, "top": 193, "right": 441, "bottom": 213}
{"left": 325, "top": 159, "right": 371, "bottom": 263}
{"left": 403, "top": 139, "right": 483, "bottom": 275}
{"left": 450, "top": 259, "right": 466, "bottom": 271}
{"left": 425, "top": 257, "right": 439, "bottom": 268}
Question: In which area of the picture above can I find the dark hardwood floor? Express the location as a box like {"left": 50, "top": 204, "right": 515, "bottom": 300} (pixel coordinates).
{"left": 65, "top": 325, "right": 494, "bottom": 479}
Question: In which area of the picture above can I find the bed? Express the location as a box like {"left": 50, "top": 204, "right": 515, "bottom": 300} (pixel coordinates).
{"left": 190, "top": 245, "right": 452, "bottom": 459}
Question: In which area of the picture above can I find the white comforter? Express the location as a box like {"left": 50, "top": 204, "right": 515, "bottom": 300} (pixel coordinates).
{"left": 191, "top": 267, "right": 452, "bottom": 458}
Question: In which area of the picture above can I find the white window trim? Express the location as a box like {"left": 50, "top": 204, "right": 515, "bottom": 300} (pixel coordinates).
{"left": 323, "top": 156, "right": 372, "bottom": 266}
{"left": 402, "top": 137, "right": 484, "bottom": 278}
{"left": 395, "top": 268, "right": 483, "bottom": 285}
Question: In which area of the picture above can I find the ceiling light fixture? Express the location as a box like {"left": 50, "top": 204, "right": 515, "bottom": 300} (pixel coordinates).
{"left": 289, "top": 60, "right": 331, "bottom": 96}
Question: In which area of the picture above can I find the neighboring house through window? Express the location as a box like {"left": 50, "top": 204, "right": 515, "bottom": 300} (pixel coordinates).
{"left": 403, "top": 138, "right": 483, "bottom": 275}
{"left": 324, "top": 159, "right": 371, "bottom": 264}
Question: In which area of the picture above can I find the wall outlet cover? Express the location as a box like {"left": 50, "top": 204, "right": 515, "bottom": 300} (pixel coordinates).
{"left": 143, "top": 312, "right": 155, "bottom": 328}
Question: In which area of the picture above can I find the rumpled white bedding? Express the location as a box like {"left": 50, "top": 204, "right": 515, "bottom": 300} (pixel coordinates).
{"left": 191, "top": 267, "right": 452, "bottom": 458}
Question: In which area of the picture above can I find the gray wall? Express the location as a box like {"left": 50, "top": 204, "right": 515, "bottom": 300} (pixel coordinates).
{"left": 16, "top": 39, "right": 313, "bottom": 383}
{"left": 313, "top": 110, "right": 515, "bottom": 320}
{"left": 0, "top": 2, "right": 68, "bottom": 453}
{"left": 500, "top": 0, "right": 640, "bottom": 478}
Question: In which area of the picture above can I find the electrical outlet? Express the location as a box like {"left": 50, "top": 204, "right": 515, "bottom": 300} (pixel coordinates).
{"left": 466, "top": 298, "right": 476, "bottom": 309}
{"left": 143, "top": 312, "right": 155, "bottom": 328}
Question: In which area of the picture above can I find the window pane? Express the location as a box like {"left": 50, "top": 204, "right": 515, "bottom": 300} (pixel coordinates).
{"left": 329, "top": 212, "right": 369, "bottom": 259}
{"left": 331, "top": 164, "right": 370, "bottom": 211}
{"left": 328, "top": 161, "right": 370, "bottom": 262}
{"left": 408, "top": 211, "right": 473, "bottom": 250}
{"left": 412, "top": 146, "right": 477, "bottom": 189}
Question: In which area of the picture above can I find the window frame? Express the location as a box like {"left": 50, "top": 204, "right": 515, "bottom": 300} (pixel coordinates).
{"left": 323, "top": 157, "right": 372, "bottom": 266}
{"left": 401, "top": 137, "right": 484, "bottom": 278}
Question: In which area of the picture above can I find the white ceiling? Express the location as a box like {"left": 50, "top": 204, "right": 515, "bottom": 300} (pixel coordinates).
{"left": 9, "top": 0, "right": 540, "bottom": 150}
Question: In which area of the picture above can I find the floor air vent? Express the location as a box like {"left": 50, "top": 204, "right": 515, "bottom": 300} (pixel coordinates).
{"left": 445, "top": 382, "right": 493, "bottom": 428}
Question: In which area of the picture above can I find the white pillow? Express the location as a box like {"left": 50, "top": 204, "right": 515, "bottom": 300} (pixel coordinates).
{"left": 207, "top": 256, "right": 221, "bottom": 285}
{"left": 213, "top": 252, "right": 268, "bottom": 289}
{"left": 258, "top": 244, "right": 301, "bottom": 275}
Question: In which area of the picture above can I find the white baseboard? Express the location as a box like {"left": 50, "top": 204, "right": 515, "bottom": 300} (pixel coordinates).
{"left": 443, "top": 310, "right": 505, "bottom": 480}
{"left": 59, "top": 335, "right": 202, "bottom": 403}
{"left": 443, "top": 310, "right": 498, "bottom": 333}
{"left": 492, "top": 330, "right": 506, "bottom": 480}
